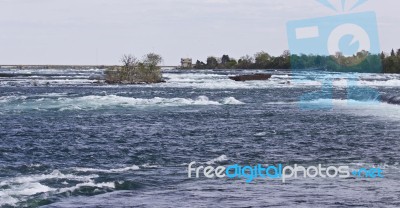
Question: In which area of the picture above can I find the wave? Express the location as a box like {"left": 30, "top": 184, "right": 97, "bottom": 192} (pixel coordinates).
{"left": 206, "top": 155, "right": 228, "bottom": 165}
{"left": 301, "top": 98, "right": 380, "bottom": 105}
{"left": 159, "top": 72, "right": 400, "bottom": 89}
{"left": 57, "top": 181, "right": 116, "bottom": 194}
{"left": 0, "top": 95, "right": 27, "bottom": 103}
{"left": 2, "top": 70, "right": 400, "bottom": 89}
{"left": 299, "top": 98, "right": 400, "bottom": 121}
{"left": 254, "top": 132, "right": 267, "bottom": 137}
{"left": 220, "top": 97, "right": 245, "bottom": 105}
{"left": 0, "top": 170, "right": 97, "bottom": 186}
{"left": 0, "top": 164, "right": 145, "bottom": 207}
{"left": 380, "top": 95, "right": 400, "bottom": 105}
{"left": 304, "top": 94, "right": 400, "bottom": 107}
{"left": 0, "top": 170, "right": 99, "bottom": 207}
{"left": 265, "top": 92, "right": 400, "bottom": 107}
{"left": 141, "top": 164, "right": 160, "bottom": 168}
{"left": 74, "top": 165, "right": 140, "bottom": 173}
{"left": 0, "top": 95, "right": 245, "bottom": 111}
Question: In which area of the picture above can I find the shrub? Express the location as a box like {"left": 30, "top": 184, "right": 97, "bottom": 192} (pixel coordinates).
{"left": 105, "top": 53, "right": 163, "bottom": 84}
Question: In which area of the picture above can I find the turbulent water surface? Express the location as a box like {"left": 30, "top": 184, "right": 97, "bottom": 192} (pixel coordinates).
{"left": 0, "top": 68, "right": 400, "bottom": 207}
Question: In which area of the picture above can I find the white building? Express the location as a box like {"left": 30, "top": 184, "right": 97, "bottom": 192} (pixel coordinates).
{"left": 181, "top": 58, "right": 192, "bottom": 69}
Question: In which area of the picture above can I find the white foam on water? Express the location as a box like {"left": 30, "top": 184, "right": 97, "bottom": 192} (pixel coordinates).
{"left": 0, "top": 95, "right": 27, "bottom": 103}
{"left": 163, "top": 73, "right": 227, "bottom": 83}
{"left": 0, "top": 170, "right": 99, "bottom": 206}
{"left": 254, "top": 132, "right": 267, "bottom": 137}
{"left": 301, "top": 99, "right": 400, "bottom": 121}
{"left": 0, "top": 95, "right": 245, "bottom": 111}
{"left": 141, "top": 164, "right": 159, "bottom": 168}
{"left": 160, "top": 72, "right": 400, "bottom": 89}
{"left": 32, "top": 93, "right": 69, "bottom": 97}
{"left": 0, "top": 193, "right": 19, "bottom": 207}
{"left": 0, "top": 168, "right": 122, "bottom": 206}
{"left": 221, "top": 97, "right": 245, "bottom": 105}
{"left": 74, "top": 165, "right": 140, "bottom": 173}
{"left": 264, "top": 101, "right": 294, "bottom": 105}
{"left": 264, "top": 98, "right": 400, "bottom": 121}
{"left": 59, "top": 105, "right": 83, "bottom": 111}
{"left": 0, "top": 170, "right": 98, "bottom": 186}
{"left": 58, "top": 181, "right": 116, "bottom": 193}
{"left": 359, "top": 79, "right": 400, "bottom": 87}
{"left": 206, "top": 155, "right": 228, "bottom": 165}
{"left": 1, "top": 69, "right": 400, "bottom": 89}
{"left": 9, "top": 182, "right": 55, "bottom": 196}
{"left": 158, "top": 75, "right": 297, "bottom": 89}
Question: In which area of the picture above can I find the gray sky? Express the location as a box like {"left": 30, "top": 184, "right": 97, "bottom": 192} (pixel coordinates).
{"left": 0, "top": 0, "right": 399, "bottom": 65}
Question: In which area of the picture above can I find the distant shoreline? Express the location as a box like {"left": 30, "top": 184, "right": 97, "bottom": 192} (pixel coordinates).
{"left": 1, "top": 65, "right": 398, "bottom": 74}
{"left": 0, "top": 65, "right": 291, "bottom": 71}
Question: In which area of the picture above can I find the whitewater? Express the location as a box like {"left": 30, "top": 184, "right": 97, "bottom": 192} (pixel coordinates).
{"left": 0, "top": 68, "right": 400, "bottom": 207}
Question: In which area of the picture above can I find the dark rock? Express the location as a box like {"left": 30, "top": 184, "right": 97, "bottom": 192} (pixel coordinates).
{"left": 229, "top": 73, "right": 272, "bottom": 81}
{"left": 380, "top": 95, "right": 400, "bottom": 105}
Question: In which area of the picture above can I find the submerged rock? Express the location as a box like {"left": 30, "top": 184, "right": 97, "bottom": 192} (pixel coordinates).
{"left": 229, "top": 73, "right": 272, "bottom": 81}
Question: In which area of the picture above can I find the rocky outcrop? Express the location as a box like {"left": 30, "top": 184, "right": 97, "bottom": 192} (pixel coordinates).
{"left": 229, "top": 74, "right": 272, "bottom": 81}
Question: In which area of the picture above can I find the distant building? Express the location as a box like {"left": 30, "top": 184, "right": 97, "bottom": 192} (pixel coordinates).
{"left": 181, "top": 58, "right": 192, "bottom": 69}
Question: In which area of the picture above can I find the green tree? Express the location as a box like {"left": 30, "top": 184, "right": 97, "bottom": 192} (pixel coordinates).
{"left": 143, "top": 53, "right": 163, "bottom": 67}
{"left": 221, "top": 55, "right": 231, "bottom": 65}
{"left": 206, "top": 56, "right": 218, "bottom": 69}
{"left": 194, "top": 60, "right": 206, "bottom": 69}
{"left": 280, "top": 50, "right": 291, "bottom": 69}
{"left": 254, "top": 51, "right": 271, "bottom": 68}
{"left": 226, "top": 59, "right": 237, "bottom": 69}
{"left": 237, "top": 55, "right": 254, "bottom": 69}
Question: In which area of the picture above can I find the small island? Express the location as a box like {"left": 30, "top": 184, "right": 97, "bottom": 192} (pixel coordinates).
{"left": 105, "top": 53, "right": 164, "bottom": 84}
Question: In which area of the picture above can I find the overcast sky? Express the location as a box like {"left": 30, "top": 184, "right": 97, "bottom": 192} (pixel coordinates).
{"left": 0, "top": 0, "right": 399, "bottom": 65}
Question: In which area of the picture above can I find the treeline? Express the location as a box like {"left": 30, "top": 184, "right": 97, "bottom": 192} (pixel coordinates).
{"left": 194, "top": 51, "right": 290, "bottom": 70}
{"left": 382, "top": 49, "right": 400, "bottom": 73}
{"left": 193, "top": 49, "right": 400, "bottom": 73}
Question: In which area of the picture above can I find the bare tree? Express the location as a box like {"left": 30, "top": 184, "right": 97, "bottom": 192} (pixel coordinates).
{"left": 121, "top": 54, "right": 137, "bottom": 67}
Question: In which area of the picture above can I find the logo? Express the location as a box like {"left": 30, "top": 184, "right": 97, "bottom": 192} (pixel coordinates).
{"left": 187, "top": 162, "right": 384, "bottom": 183}
{"left": 286, "top": 0, "right": 382, "bottom": 110}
